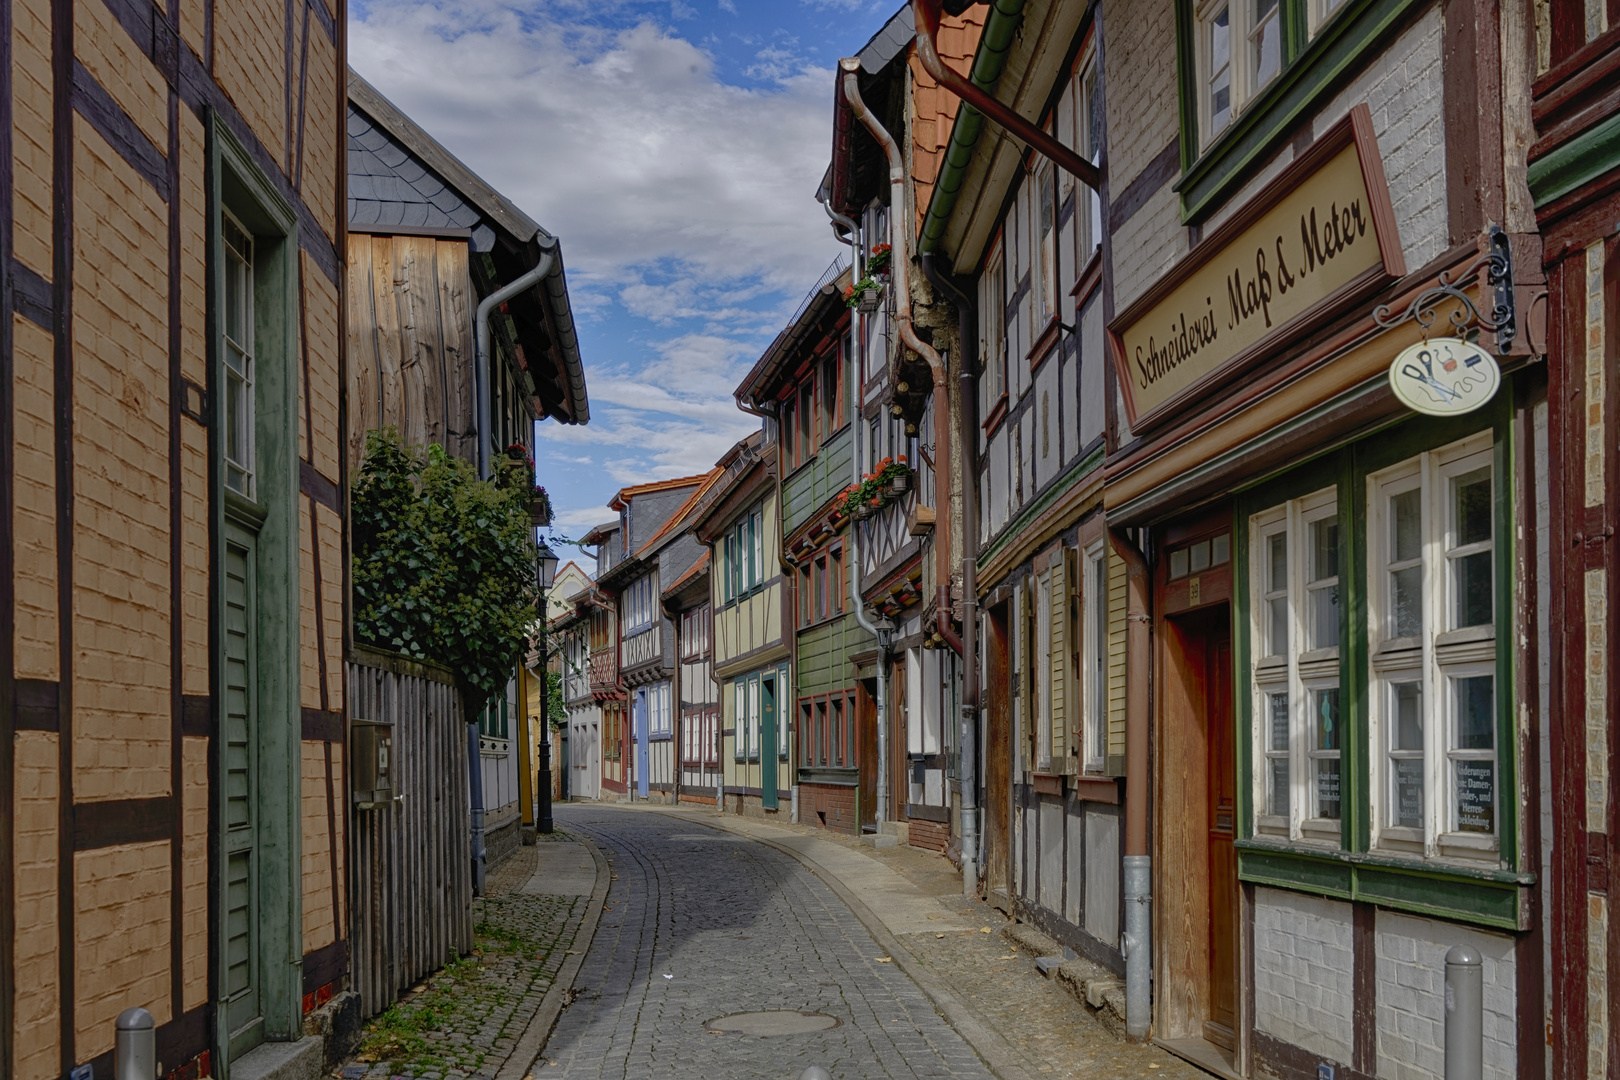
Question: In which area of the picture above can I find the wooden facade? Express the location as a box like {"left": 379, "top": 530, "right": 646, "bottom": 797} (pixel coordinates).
{"left": 1, "top": 0, "right": 349, "bottom": 1075}
{"left": 1529, "top": 5, "right": 1620, "bottom": 1076}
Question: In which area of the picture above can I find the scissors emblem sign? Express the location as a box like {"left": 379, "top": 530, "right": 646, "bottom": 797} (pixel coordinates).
{"left": 1387, "top": 337, "right": 1500, "bottom": 417}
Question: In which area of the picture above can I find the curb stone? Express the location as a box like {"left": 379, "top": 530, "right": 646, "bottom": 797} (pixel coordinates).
{"left": 643, "top": 806, "right": 1042, "bottom": 1080}
{"left": 492, "top": 837, "right": 611, "bottom": 1080}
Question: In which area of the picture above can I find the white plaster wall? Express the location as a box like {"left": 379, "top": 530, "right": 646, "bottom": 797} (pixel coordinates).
{"left": 1253, "top": 887, "right": 1355, "bottom": 1063}
{"left": 1374, "top": 910, "right": 1517, "bottom": 1080}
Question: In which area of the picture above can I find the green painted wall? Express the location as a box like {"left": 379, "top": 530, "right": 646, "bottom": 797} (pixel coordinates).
{"left": 796, "top": 609, "right": 871, "bottom": 701}
{"left": 783, "top": 425, "right": 854, "bottom": 537}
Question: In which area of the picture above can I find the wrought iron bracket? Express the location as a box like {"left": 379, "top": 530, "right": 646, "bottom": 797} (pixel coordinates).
{"left": 1374, "top": 227, "right": 1516, "bottom": 354}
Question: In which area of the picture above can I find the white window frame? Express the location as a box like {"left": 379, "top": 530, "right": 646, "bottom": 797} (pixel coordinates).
{"left": 1248, "top": 485, "right": 1342, "bottom": 846}
{"left": 1082, "top": 541, "right": 1108, "bottom": 772}
{"left": 1195, "top": 0, "right": 1283, "bottom": 148}
{"left": 1306, "top": 0, "right": 1348, "bottom": 36}
{"left": 1367, "top": 432, "right": 1499, "bottom": 861}
{"left": 1072, "top": 46, "right": 1102, "bottom": 263}
{"left": 222, "top": 208, "right": 256, "bottom": 499}
{"left": 981, "top": 241, "right": 1006, "bottom": 407}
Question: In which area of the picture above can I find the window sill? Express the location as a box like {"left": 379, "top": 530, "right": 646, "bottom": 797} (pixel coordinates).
{"left": 1236, "top": 835, "right": 1532, "bottom": 930}
{"left": 981, "top": 393, "right": 1009, "bottom": 437}
{"left": 1026, "top": 315, "right": 1061, "bottom": 368}
{"left": 1174, "top": 0, "right": 1423, "bottom": 222}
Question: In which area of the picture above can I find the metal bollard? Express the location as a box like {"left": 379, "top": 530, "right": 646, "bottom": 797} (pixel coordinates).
{"left": 115, "top": 1006, "right": 156, "bottom": 1080}
{"left": 1444, "top": 944, "right": 1483, "bottom": 1080}
{"left": 799, "top": 1068, "right": 833, "bottom": 1080}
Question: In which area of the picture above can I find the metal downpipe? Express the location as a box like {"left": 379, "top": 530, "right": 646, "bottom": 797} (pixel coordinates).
{"left": 474, "top": 248, "right": 555, "bottom": 480}
{"left": 1112, "top": 528, "right": 1152, "bottom": 1040}
{"left": 921, "top": 253, "right": 979, "bottom": 898}
{"left": 840, "top": 58, "right": 958, "bottom": 694}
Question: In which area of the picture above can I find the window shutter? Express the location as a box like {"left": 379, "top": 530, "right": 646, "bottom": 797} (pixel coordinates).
{"left": 1018, "top": 581, "right": 1032, "bottom": 775}
{"left": 1049, "top": 554, "right": 1068, "bottom": 770}
{"left": 1105, "top": 544, "right": 1128, "bottom": 775}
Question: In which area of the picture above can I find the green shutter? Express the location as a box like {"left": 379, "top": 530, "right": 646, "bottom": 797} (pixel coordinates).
{"left": 222, "top": 531, "right": 262, "bottom": 1051}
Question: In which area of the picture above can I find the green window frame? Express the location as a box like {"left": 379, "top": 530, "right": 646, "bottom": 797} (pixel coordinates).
{"left": 1232, "top": 395, "right": 1527, "bottom": 929}
{"left": 1174, "top": 0, "right": 1423, "bottom": 221}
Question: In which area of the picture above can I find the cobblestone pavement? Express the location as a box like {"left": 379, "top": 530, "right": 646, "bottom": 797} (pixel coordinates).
{"left": 342, "top": 836, "right": 591, "bottom": 1080}
{"left": 640, "top": 808, "right": 1208, "bottom": 1080}
{"left": 539, "top": 805, "right": 995, "bottom": 1080}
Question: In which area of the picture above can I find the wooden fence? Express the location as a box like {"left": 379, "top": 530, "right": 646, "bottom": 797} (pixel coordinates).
{"left": 348, "top": 645, "right": 474, "bottom": 1019}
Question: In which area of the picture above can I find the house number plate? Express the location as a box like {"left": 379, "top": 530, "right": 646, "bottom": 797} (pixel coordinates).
{"left": 1388, "top": 336, "right": 1500, "bottom": 417}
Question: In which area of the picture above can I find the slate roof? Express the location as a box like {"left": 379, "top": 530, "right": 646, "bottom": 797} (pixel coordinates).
{"left": 858, "top": 3, "right": 915, "bottom": 73}
{"left": 347, "top": 107, "right": 497, "bottom": 251}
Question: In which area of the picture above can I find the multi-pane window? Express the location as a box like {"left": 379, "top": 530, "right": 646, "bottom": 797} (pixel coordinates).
{"left": 734, "top": 677, "right": 760, "bottom": 763}
{"left": 624, "top": 574, "right": 655, "bottom": 632}
{"left": 1307, "top": 0, "right": 1347, "bottom": 34}
{"left": 680, "top": 605, "right": 709, "bottom": 659}
{"left": 1074, "top": 51, "right": 1103, "bottom": 261}
{"left": 1197, "top": 0, "right": 1283, "bottom": 146}
{"left": 648, "top": 682, "right": 672, "bottom": 738}
{"left": 1368, "top": 434, "right": 1498, "bottom": 859}
{"left": 1250, "top": 487, "right": 1341, "bottom": 844}
{"left": 724, "top": 505, "right": 765, "bottom": 604}
{"left": 981, "top": 244, "right": 1006, "bottom": 406}
{"left": 1036, "top": 163, "right": 1057, "bottom": 326}
{"left": 223, "top": 210, "right": 256, "bottom": 498}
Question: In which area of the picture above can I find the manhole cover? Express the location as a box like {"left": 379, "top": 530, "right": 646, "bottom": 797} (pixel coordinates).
{"left": 706, "top": 1011, "right": 840, "bottom": 1036}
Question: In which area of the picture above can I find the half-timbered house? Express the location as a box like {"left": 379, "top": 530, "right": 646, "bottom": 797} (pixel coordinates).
{"left": 692, "top": 433, "right": 794, "bottom": 817}
{"left": 2, "top": 0, "right": 350, "bottom": 1074}
{"left": 666, "top": 548, "right": 720, "bottom": 805}
{"left": 735, "top": 259, "right": 879, "bottom": 835}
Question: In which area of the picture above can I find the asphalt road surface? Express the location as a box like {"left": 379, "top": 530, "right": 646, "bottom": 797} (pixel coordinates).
{"left": 543, "top": 806, "right": 996, "bottom": 1080}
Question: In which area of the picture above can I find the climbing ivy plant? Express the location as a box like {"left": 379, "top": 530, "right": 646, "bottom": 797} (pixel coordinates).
{"left": 352, "top": 428, "right": 537, "bottom": 719}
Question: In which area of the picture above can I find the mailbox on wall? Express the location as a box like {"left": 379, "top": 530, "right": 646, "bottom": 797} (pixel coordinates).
{"left": 351, "top": 718, "right": 394, "bottom": 808}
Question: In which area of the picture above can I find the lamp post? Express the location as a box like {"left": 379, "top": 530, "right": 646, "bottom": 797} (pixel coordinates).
{"left": 535, "top": 535, "right": 559, "bottom": 835}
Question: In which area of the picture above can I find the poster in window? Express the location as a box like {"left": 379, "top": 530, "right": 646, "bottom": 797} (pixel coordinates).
{"left": 1393, "top": 759, "right": 1424, "bottom": 828}
{"left": 1455, "top": 760, "right": 1495, "bottom": 833}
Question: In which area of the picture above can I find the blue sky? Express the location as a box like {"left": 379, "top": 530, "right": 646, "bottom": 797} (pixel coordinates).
{"left": 349, "top": 0, "right": 901, "bottom": 564}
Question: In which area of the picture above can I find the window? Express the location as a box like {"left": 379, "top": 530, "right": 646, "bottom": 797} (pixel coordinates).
{"left": 724, "top": 504, "right": 766, "bottom": 605}
{"left": 1368, "top": 434, "right": 1498, "bottom": 859}
{"left": 781, "top": 397, "right": 796, "bottom": 468}
{"left": 981, "top": 243, "right": 1006, "bottom": 406}
{"left": 223, "top": 210, "right": 256, "bottom": 498}
{"left": 649, "top": 682, "right": 671, "bottom": 738}
{"left": 1249, "top": 486, "right": 1342, "bottom": 845}
{"left": 1083, "top": 543, "right": 1108, "bottom": 771}
{"left": 1306, "top": 0, "right": 1346, "bottom": 35}
{"left": 1074, "top": 51, "right": 1103, "bottom": 261}
{"left": 800, "top": 384, "right": 815, "bottom": 462}
{"left": 820, "top": 350, "right": 841, "bottom": 437}
{"left": 1036, "top": 163, "right": 1057, "bottom": 326}
{"left": 624, "top": 574, "right": 655, "bottom": 633}
{"left": 734, "top": 675, "right": 761, "bottom": 763}
{"left": 1196, "top": 0, "right": 1281, "bottom": 147}
{"left": 680, "top": 605, "right": 709, "bottom": 659}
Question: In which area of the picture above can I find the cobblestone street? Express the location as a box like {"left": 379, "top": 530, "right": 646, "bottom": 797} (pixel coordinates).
{"left": 542, "top": 806, "right": 994, "bottom": 1080}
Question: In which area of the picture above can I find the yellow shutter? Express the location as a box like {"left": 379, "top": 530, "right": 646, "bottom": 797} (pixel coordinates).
{"left": 1019, "top": 580, "right": 1032, "bottom": 775}
{"left": 1049, "top": 554, "right": 1068, "bottom": 771}
{"left": 1105, "top": 545, "right": 1128, "bottom": 775}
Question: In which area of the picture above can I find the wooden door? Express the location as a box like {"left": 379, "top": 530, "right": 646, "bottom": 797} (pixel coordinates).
{"left": 857, "top": 679, "right": 877, "bottom": 829}
{"left": 985, "top": 604, "right": 1011, "bottom": 896}
{"left": 761, "top": 672, "right": 779, "bottom": 809}
{"left": 1205, "top": 625, "right": 1237, "bottom": 1047}
{"left": 221, "top": 527, "right": 264, "bottom": 1060}
{"left": 889, "top": 655, "right": 908, "bottom": 821}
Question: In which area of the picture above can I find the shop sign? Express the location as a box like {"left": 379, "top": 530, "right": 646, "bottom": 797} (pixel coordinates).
{"left": 1387, "top": 337, "right": 1500, "bottom": 416}
{"left": 1109, "top": 104, "right": 1405, "bottom": 428}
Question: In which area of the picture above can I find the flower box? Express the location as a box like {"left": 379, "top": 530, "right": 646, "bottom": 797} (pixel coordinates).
{"left": 888, "top": 472, "right": 910, "bottom": 495}
{"left": 857, "top": 285, "right": 883, "bottom": 313}
{"left": 530, "top": 496, "right": 553, "bottom": 528}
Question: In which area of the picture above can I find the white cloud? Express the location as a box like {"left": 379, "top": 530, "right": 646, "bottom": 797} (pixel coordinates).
{"left": 350, "top": 3, "right": 838, "bottom": 290}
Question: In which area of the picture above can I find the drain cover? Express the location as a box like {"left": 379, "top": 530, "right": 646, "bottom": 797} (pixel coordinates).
{"left": 706, "top": 1011, "right": 840, "bottom": 1036}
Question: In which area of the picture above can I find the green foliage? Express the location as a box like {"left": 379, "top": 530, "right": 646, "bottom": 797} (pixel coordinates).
{"left": 546, "top": 669, "right": 566, "bottom": 730}
{"left": 352, "top": 428, "right": 537, "bottom": 718}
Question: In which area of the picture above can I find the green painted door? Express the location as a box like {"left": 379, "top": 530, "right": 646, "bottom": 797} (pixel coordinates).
{"left": 222, "top": 526, "right": 264, "bottom": 1059}
{"left": 761, "top": 672, "right": 778, "bottom": 809}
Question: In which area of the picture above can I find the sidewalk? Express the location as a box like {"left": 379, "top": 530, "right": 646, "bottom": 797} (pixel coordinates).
{"left": 640, "top": 804, "right": 1209, "bottom": 1080}
{"left": 337, "top": 833, "right": 608, "bottom": 1080}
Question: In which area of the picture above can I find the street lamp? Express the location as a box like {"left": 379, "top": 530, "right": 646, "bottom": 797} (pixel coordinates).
{"left": 535, "top": 535, "right": 559, "bottom": 835}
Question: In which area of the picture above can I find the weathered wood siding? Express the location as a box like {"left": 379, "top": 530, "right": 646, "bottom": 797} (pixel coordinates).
{"left": 345, "top": 234, "right": 475, "bottom": 466}
{"left": 346, "top": 649, "right": 473, "bottom": 1021}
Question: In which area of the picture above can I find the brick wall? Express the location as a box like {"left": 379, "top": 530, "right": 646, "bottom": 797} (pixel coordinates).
{"left": 1374, "top": 910, "right": 1517, "bottom": 1080}
{"left": 801, "top": 783, "right": 859, "bottom": 835}
{"left": 1252, "top": 888, "right": 1355, "bottom": 1064}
